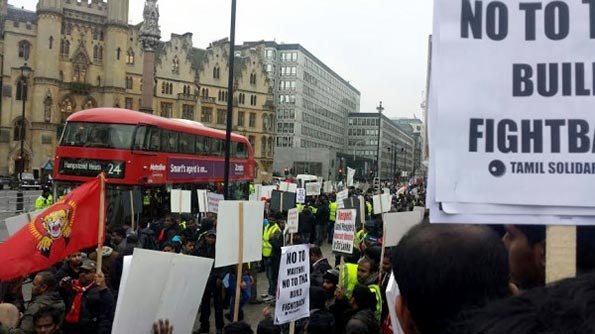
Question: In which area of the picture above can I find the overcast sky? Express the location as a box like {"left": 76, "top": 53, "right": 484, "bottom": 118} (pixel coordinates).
{"left": 15, "top": 0, "right": 433, "bottom": 119}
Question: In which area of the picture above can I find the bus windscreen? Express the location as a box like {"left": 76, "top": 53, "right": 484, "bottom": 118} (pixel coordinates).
{"left": 60, "top": 122, "right": 135, "bottom": 149}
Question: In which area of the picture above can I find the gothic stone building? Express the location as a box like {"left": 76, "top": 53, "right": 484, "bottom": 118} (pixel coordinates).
{"left": 0, "top": 0, "right": 275, "bottom": 183}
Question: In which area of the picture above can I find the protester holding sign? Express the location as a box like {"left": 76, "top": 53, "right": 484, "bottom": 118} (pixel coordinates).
{"left": 195, "top": 230, "right": 226, "bottom": 334}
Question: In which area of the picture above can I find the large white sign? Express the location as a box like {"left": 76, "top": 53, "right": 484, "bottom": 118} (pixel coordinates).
{"left": 332, "top": 209, "right": 356, "bottom": 254}
{"left": 286, "top": 208, "right": 299, "bottom": 234}
{"left": 305, "top": 182, "right": 322, "bottom": 196}
{"left": 207, "top": 192, "right": 224, "bottom": 214}
{"left": 112, "top": 249, "right": 213, "bottom": 334}
{"left": 336, "top": 189, "right": 349, "bottom": 209}
{"left": 296, "top": 188, "right": 306, "bottom": 204}
{"left": 215, "top": 201, "right": 265, "bottom": 267}
{"left": 3, "top": 210, "right": 43, "bottom": 239}
{"left": 373, "top": 194, "right": 391, "bottom": 214}
{"left": 170, "top": 189, "right": 191, "bottom": 213}
{"left": 347, "top": 167, "right": 355, "bottom": 187}
{"left": 274, "top": 244, "right": 310, "bottom": 325}
{"left": 433, "top": 0, "right": 595, "bottom": 207}
{"left": 383, "top": 211, "right": 423, "bottom": 248}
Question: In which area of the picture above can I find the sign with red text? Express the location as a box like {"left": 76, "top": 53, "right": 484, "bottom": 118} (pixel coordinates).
{"left": 332, "top": 209, "right": 356, "bottom": 254}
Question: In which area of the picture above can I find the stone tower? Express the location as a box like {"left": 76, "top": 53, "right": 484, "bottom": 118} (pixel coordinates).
{"left": 139, "top": 0, "right": 160, "bottom": 113}
{"left": 34, "top": 0, "right": 62, "bottom": 125}
{"left": 104, "top": 0, "right": 129, "bottom": 107}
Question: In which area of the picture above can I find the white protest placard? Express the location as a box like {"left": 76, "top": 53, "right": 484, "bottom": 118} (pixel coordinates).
{"left": 332, "top": 209, "right": 356, "bottom": 254}
{"left": 3, "top": 209, "right": 43, "bottom": 238}
{"left": 373, "top": 194, "right": 391, "bottom": 214}
{"left": 261, "top": 185, "right": 276, "bottom": 200}
{"left": 305, "top": 182, "right": 321, "bottom": 196}
{"left": 274, "top": 244, "right": 310, "bottom": 324}
{"left": 336, "top": 189, "right": 349, "bottom": 209}
{"left": 432, "top": 0, "right": 595, "bottom": 207}
{"left": 347, "top": 167, "right": 355, "bottom": 187}
{"left": 207, "top": 192, "right": 224, "bottom": 214}
{"left": 112, "top": 249, "right": 213, "bottom": 334}
{"left": 287, "top": 183, "right": 297, "bottom": 193}
{"left": 170, "top": 189, "right": 191, "bottom": 213}
{"left": 323, "top": 181, "right": 333, "bottom": 194}
{"left": 413, "top": 206, "right": 425, "bottom": 222}
{"left": 215, "top": 201, "right": 265, "bottom": 267}
{"left": 383, "top": 211, "right": 423, "bottom": 248}
{"left": 386, "top": 272, "right": 404, "bottom": 334}
{"left": 296, "top": 188, "right": 306, "bottom": 204}
{"left": 359, "top": 195, "right": 366, "bottom": 221}
{"left": 287, "top": 208, "right": 299, "bottom": 234}
{"left": 197, "top": 190, "right": 209, "bottom": 213}
{"left": 279, "top": 182, "right": 289, "bottom": 192}
{"left": 383, "top": 188, "right": 391, "bottom": 195}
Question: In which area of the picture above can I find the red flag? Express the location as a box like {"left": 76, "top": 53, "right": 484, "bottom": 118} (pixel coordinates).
{"left": 0, "top": 177, "right": 104, "bottom": 280}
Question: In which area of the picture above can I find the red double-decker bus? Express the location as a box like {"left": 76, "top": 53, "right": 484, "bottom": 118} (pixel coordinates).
{"left": 53, "top": 108, "right": 254, "bottom": 226}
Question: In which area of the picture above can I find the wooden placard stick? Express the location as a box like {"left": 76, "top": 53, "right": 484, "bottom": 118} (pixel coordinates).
{"left": 96, "top": 173, "right": 106, "bottom": 274}
{"left": 233, "top": 202, "right": 245, "bottom": 322}
{"left": 129, "top": 190, "right": 135, "bottom": 232}
{"left": 545, "top": 225, "right": 576, "bottom": 283}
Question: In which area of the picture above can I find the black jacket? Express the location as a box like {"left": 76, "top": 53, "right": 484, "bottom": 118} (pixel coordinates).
{"left": 344, "top": 309, "right": 380, "bottom": 334}
{"left": 63, "top": 285, "right": 115, "bottom": 334}
{"left": 311, "top": 258, "right": 332, "bottom": 287}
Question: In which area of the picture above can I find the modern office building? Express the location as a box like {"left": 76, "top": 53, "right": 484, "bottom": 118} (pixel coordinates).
{"left": 240, "top": 41, "right": 360, "bottom": 180}
{"left": 393, "top": 117, "right": 426, "bottom": 178}
{"left": 347, "top": 112, "right": 414, "bottom": 181}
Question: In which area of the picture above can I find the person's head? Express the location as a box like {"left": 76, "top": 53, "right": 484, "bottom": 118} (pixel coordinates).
{"left": 224, "top": 321, "right": 253, "bottom": 334}
{"left": 357, "top": 256, "right": 378, "bottom": 283}
{"left": 322, "top": 269, "right": 339, "bottom": 295}
{"left": 205, "top": 230, "right": 216, "bottom": 245}
{"left": 78, "top": 258, "right": 97, "bottom": 286}
{"left": 309, "top": 246, "right": 323, "bottom": 263}
{"left": 0, "top": 303, "right": 20, "bottom": 330}
{"left": 443, "top": 272, "right": 595, "bottom": 334}
{"left": 110, "top": 227, "right": 126, "bottom": 245}
{"left": 309, "top": 286, "right": 327, "bottom": 310}
{"left": 392, "top": 223, "right": 511, "bottom": 334}
{"left": 502, "top": 225, "right": 545, "bottom": 290}
{"left": 33, "top": 306, "right": 62, "bottom": 334}
{"left": 350, "top": 284, "right": 377, "bottom": 311}
{"left": 382, "top": 250, "right": 393, "bottom": 274}
{"left": 182, "top": 239, "right": 195, "bottom": 254}
{"left": 67, "top": 251, "right": 82, "bottom": 269}
{"left": 42, "top": 186, "right": 51, "bottom": 198}
{"left": 32, "top": 271, "right": 57, "bottom": 297}
{"left": 162, "top": 242, "right": 175, "bottom": 253}
{"left": 164, "top": 215, "right": 176, "bottom": 228}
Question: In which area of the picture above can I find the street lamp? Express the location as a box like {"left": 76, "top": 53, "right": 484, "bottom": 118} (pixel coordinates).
{"left": 376, "top": 101, "right": 383, "bottom": 180}
{"left": 16, "top": 62, "right": 31, "bottom": 212}
{"left": 18, "top": 62, "right": 31, "bottom": 181}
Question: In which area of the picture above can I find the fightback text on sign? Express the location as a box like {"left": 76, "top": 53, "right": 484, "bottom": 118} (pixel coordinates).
{"left": 433, "top": 0, "right": 595, "bottom": 206}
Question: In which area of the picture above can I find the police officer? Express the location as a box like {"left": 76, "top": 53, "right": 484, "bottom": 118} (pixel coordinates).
{"left": 35, "top": 186, "right": 53, "bottom": 210}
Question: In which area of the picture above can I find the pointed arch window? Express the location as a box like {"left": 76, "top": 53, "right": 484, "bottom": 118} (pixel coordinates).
{"left": 250, "top": 72, "right": 256, "bottom": 85}
{"left": 66, "top": 23, "right": 72, "bottom": 35}
{"left": 72, "top": 52, "right": 89, "bottom": 83}
{"left": 60, "top": 40, "right": 70, "bottom": 58}
{"left": 13, "top": 118, "right": 25, "bottom": 141}
{"left": 172, "top": 56, "right": 179, "bottom": 74}
{"left": 116, "top": 47, "right": 121, "bottom": 60}
{"left": 16, "top": 76, "right": 27, "bottom": 101}
{"left": 213, "top": 66, "right": 220, "bottom": 79}
{"left": 126, "top": 49, "right": 135, "bottom": 64}
{"left": 49, "top": 36, "right": 53, "bottom": 49}
{"left": 18, "top": 40, "right": 30, "bottom": 59}
{"left": 84, "top": 98, "right": 95, "bottom": 110}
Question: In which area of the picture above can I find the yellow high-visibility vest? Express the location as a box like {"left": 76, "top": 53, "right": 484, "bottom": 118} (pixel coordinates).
{"left": 262, "top": 224, "right": 281, "bottom": 257}
{"left": 329, "top": 202, "right": 337, "bottom": 222}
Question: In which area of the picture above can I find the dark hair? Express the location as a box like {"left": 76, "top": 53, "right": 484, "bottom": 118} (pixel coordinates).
{"left": 224, "top": 321, "right": 254, "bottom": 334}
{"left": 36, "top": 271, "right": 57, "bottom": 291}
{"left": 161, "top": 242, "right": 174, "bottom": 250}
{"left": 310, "top": 286, "right": 327, "bottom": 310}
{"left": 514, "top": 225, "right": 545, "bottom": 246}
{"left": 351, "top": 284, "right": 377, "bottom": 311}
{"left": 363, "top": 246, "right": 381, "bottom": 270}
{"left": 310, "top": 245, "right": 323, "bottom": 258}
{"left": 33, "top": 306, "right": 61, "bottom": 326}
{"left": 391, "top": 224, "right": 510, "bottom": 334}
{"left": 444, "top": 272, "right": 595, "bottom": 334}
{"left": 111, "top": 227, "right": 127, "bottom": 238}
{"left": 577, "top": 226, "right": 595, "bottom": 274}
{"left": 182, "top": 238, "right": 195, "bottom": 246}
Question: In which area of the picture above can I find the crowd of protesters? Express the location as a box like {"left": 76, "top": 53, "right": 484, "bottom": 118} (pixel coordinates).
{"left": 2, "top": 179, "right": 595, "bottom": 334}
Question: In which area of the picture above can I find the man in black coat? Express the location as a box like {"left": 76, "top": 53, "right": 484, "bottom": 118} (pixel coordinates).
{"left": 309, "top": 246, "right": 331, "bottom": 287}
{"left": 62, "top": 259, "right": 114, "bottom": 334}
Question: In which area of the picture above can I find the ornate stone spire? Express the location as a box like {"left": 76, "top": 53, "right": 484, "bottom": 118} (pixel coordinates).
{"left": 139, "top": 0, "right": 161, "bottom": 51}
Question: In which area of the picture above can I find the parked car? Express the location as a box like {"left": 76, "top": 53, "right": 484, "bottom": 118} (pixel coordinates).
{"left": 19, "top": 173, "right": 42, "bottom": 190}
{"left": 0, "top": 175, "right": 10, "bottom": 190}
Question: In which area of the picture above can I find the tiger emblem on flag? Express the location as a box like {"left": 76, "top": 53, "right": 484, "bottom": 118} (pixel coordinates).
{"left": 29, "top": 202, "right": 76, "bottom": 256}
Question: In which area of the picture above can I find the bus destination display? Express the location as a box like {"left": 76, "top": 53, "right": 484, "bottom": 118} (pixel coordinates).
{"left": 59, "top": 158, "right": 126, "bottom": 179}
